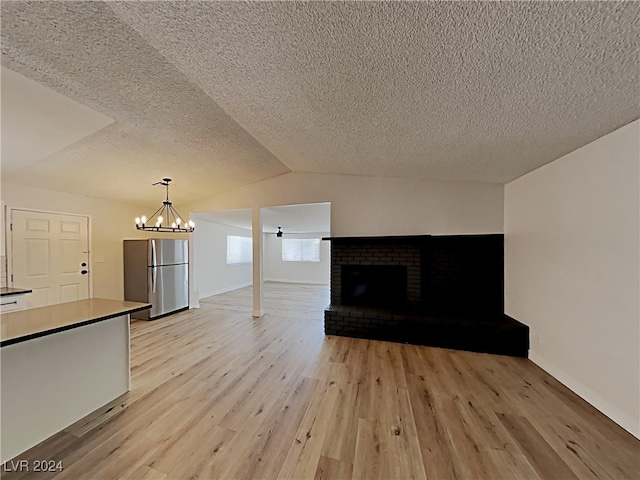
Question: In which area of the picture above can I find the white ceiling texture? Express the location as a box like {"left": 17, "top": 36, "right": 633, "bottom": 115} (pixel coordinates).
{"left": 1, "top": 1, "right": 638, "bottom": 209}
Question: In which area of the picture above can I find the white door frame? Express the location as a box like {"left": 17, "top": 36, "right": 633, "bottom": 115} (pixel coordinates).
{"left": 7, "top": 207, "right": 93, "bottom": 299}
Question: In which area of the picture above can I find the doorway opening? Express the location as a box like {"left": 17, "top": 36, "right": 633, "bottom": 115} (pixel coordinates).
{"left": 260, "top": 202, "right": 331, "bottom": 319}
{"left": 190, "top": 202, "right": 331, "bottom": 318}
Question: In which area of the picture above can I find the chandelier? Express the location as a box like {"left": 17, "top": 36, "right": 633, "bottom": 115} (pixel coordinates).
{"left": 135, "top": 178, "right": 195, "bottom": 233}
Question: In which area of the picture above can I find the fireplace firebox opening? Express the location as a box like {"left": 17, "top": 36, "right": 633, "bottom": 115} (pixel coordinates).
{"left": 341, "top": 264, "right": 408, "bottom": 309}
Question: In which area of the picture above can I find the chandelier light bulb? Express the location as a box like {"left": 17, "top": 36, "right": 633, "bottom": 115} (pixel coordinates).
{"left": 135, "top": 217, "right": 141, "bottom": 225}
{"left": 157, "top": 216, "right": 163, "bottom": 224}
{"left": 188, "top": 220, "right": 195, "bottom": 228}
{"left": 176, "top": 218, "right": 181, "bottom": 225}
{"left": 172, "top": 222, "right": 177, "bottom": 229}
{"left": 141, "top": 215, "right": 147, "bottom": 225}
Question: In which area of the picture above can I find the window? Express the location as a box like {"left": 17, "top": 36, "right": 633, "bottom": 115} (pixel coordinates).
{"left": 282, "top": 238, "right": 320, "bottom": 262}
{"left": 227, "top": 236, "right": 252, "bottom": 265}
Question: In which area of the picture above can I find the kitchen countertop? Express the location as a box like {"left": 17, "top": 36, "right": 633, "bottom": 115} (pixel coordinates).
{"left": 0, "top": 287, "right": 33, "bottom": 297}
{"left": 1, "top": 298, "right": 151, "bottom": 347}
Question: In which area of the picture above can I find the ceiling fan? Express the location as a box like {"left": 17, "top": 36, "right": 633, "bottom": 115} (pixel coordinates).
{"left": 272, "top": 226, "right": 304, "bottom": 237}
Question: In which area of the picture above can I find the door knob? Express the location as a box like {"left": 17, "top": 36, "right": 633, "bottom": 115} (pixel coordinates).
{"left": 81, "top": 270, "right": 88, "bottom": 275}
{"left": 81, "top": 262, "right": 87, "bottom": 267}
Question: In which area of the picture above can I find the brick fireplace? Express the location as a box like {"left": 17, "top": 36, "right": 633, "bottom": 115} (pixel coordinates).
{"left": 323, "top": 235, "right": 529, "bottom": 357}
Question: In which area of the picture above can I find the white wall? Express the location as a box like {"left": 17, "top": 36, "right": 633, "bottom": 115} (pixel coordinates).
{"left": 264, "top": 232, "right": 330, "bottom": 285}
{"left": 186, "top": 173, "right": 504, "bottom": 236}
{"left": 1, "top": 184, "right": 187, "bottom": 301}
{"left": 193, "top": 220, "right": 252, "bottom": 299}
{"left": 505, "top": 120, "right": 640, "bottom": 438}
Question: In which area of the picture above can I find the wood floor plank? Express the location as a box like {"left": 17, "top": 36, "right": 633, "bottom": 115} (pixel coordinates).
{"left": 497, "top": 412, "right": 579, "bottom": 480}
{"left": 487, "top": 450, "right": 541, "bottom": 480}
{"left": 405, "top": 373, "right": 459, "bottom": 480}
{"left": 382, "top": 384, "right": 428, "bottom": 480}
{"left": 320, "top": 381, "right": 360, "bottom": 463}
{"left": 277, "top": 366, "right": 341, "bottom": 479}
{"left": 352, "top": 418, "right": 391, "bottom": 480}
{"left": 436, "top": 396, "right": 504, "bottom": 479}
{"left": 196, "top": 395, "right": 287, "bottom": 480}
{"left": 314, "top": 455, "right": 353, "bottom": 480}
{"left": 239, "top": 376, "right": 320, "bottom": 480}
{"left": 2, "top": 282, "right": 638, "bottom": 480}
{"left": 161, "top": 425, "right": 236, "bottom": 479}
{"left": 375, "top": 340, "right": 408, "bottom": 389}
{"left": 119, "top": 464, "right": 166, "bottom": 480}
{"left": 52, "top": 425, "right": 161, "bottom": 480}
{"left": 143, "top": 405, "right": 237, "bottom": 476}
{"left": 461, "top": 394, "right": 523, "bottom": 453}
{"left": 448, "top": 350, "right": 524, "bottom": 415}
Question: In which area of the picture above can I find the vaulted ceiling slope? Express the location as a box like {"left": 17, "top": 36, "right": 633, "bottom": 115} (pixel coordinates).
{"left": 2, "top": 1, "right": 638, "bottom": 205}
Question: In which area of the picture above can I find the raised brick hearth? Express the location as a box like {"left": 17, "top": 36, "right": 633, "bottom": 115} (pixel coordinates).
{"left": 323, "top": 235, "right": 529, "bottom": 357}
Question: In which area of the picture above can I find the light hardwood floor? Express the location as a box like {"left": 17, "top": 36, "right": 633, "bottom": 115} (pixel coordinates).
{"left": 3, "top": 282, "right": 639, "bottom": 479}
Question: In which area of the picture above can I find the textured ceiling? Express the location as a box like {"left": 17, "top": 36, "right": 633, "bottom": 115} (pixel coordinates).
{"left": 1, "top": 66, "right": 114, "bottom": 177}
{"left": 1, "top": 1, "right": 290, "bottom": 206}
{"left": 2, "top": 1, "right": 638, "bottom": 205}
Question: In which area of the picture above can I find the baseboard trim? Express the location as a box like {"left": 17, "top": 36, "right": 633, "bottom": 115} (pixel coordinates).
{"left": 263, "top": 278, "right": 329, "bottom": 285}
{"left": 199, "top": 281, "right": 252, "bottom": 300}
{"left": 529, "top": 351, "right": 640, "bottom": 439}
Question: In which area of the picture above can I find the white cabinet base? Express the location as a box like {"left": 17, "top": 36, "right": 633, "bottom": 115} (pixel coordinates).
{"left": 1, "top": 315, "right": 130, "bottom": 462}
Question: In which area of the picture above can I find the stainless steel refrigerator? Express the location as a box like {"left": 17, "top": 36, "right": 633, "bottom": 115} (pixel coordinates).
{"left": 124, "top": 239, "right": 189, "bottom": 320}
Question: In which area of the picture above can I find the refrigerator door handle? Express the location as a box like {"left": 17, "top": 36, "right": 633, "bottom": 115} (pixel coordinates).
{"left": 151, "top": 239, "right": 157, "bottom": 267}
{"left": 151, "top": 266, "right": 157, "bottom": 293}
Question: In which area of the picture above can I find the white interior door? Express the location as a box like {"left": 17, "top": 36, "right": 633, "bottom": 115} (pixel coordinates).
{"left": 11, "top": 210, "right": 90, "bottom": 309}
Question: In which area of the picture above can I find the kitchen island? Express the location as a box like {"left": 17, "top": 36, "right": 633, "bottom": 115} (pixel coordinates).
{"left": 0, "top": 287, "right": 33, "bottom": 296}
{"left": 1, "top": 298, "right": 151, "bottom": 463}
{"left": 0, "top": 287, "right": 32, "bottom": 313}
